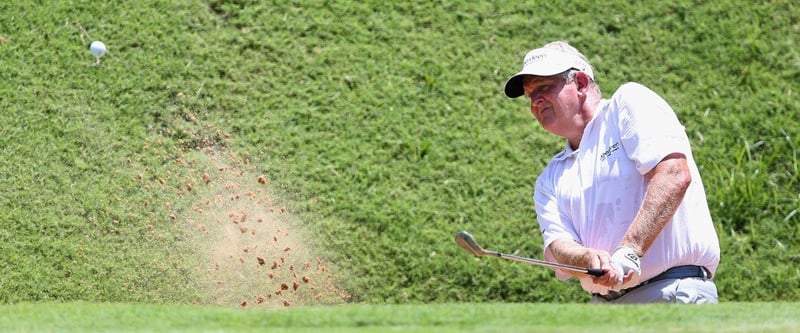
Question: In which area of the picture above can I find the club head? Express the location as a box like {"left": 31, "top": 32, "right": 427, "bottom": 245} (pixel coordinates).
{"left": 455, "top": 231, "right": 486, "bottom": 256}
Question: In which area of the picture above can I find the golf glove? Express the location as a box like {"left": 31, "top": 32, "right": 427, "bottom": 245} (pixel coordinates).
{"left": 610, "top": 246, "right": 641, "bottom": 290}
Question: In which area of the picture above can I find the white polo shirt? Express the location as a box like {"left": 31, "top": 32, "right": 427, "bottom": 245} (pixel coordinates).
{"left": 534, "top": 82, "right": 720, "bottom": 294}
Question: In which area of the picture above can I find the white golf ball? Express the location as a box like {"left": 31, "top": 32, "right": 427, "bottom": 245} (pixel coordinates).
{"left": 90, "top": 41, "right": 107, "bottom": 58}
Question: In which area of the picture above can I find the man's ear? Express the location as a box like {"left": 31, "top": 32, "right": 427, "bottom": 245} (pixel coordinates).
{"left": 575, "top": 71, "right": 591, "bottom": 93}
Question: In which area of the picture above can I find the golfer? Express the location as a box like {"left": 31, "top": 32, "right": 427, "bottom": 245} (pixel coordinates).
{"left": 503, "top": 41, "right": 720, "bottom": 303}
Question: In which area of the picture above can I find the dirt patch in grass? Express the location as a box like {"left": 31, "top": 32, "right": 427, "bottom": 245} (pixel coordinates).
{"left": 131, "top": 116, "right": 350, "bottom": 308}
{"left": 177, "top": 147, "right": 350, "bottom": 308}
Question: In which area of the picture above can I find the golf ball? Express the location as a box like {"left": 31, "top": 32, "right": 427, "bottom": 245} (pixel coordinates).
{"left": 90, "top": 41, "right": 107, "bottom": 58}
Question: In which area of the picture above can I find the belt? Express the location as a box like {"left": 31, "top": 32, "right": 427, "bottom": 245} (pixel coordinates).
{"left": 593, "top": 265, "right": 712, "bottom": 301}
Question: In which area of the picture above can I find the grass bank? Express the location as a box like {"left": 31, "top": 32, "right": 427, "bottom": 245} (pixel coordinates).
{"left": 0, "top": 0, "right": 798, "bottom": 305}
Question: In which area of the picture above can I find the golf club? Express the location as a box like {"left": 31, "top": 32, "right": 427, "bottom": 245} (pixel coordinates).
{"left": 455, "top": 230, "right": 604, "bottom": 277}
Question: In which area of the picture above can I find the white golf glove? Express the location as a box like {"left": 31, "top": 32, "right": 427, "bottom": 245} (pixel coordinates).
{"left": 610, "top": 246, "right": 641, "bottom": 290}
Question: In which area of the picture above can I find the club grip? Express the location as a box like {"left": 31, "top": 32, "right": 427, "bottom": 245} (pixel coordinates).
{"left": 586, "top": 268, "right": 604, "bottom": 277}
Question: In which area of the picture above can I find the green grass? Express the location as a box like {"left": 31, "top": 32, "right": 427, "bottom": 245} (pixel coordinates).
{"left": 1, "top": 0, "right": 800, "bottom": 326}
{"left": 1, "top": 302, "right": 799, "bottom": 333}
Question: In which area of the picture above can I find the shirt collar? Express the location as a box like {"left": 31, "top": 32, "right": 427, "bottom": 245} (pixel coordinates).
{"left": 551, "top": 99, "right": 610, "bottom": 161}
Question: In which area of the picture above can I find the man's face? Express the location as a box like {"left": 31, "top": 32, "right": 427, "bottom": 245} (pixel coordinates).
{"left": 522, "top": 74, "right": 582, "bottom": 139}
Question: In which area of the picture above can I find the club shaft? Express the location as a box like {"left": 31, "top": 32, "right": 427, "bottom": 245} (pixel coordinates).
{"left": 455, "top": 231, "right": 603, "bottom": 277}
{"left": 483, "top": 250, "right": 603, "bottom": 276}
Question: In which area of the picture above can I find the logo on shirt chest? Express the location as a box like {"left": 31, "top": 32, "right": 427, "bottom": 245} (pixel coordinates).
{"left": 600, "top": 142, "right": 620, "bottom": 161}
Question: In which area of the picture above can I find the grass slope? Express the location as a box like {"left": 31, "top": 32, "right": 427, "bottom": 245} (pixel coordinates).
{"left": 0, "top": 0, "right": 799, "bottom": 306}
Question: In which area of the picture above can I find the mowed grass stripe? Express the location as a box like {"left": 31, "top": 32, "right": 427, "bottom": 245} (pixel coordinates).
{"left": 0, "top": 302, "right": 798, "bottom": 333}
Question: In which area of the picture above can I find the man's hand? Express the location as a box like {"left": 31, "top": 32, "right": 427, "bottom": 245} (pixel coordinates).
{"left": 610, "top": 246, "right": 641, "bottom": 290}
{"left": 547, "top": 239, "right": 639, "bottom": 289}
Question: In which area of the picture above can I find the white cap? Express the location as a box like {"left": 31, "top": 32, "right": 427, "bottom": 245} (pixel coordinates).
{"left": 503, "top": 43, "right": 594, "bottom": 98}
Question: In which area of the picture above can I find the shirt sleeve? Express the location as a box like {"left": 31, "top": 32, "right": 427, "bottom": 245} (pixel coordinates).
{"left": 534, "top": 172, "right": 580, "bottom": 281}
{"left": 614, "top": 83, "right": 693, "bottom": 175}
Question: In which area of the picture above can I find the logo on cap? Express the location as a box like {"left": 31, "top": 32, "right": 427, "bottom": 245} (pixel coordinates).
{"left": 523, "top": 52, "right": 548, "bottom": 67}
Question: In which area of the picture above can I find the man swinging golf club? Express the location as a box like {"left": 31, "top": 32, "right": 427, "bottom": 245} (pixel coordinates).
{"left": 501, "top": 41, "right": 720, "bottom": 303}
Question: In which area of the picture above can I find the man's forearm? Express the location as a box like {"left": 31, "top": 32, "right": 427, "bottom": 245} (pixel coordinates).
{"left": 548, "top": 238, "right": 596, "bottom": 276}
{"left": 620, "top": 154, "right": 690, "bottom": 256}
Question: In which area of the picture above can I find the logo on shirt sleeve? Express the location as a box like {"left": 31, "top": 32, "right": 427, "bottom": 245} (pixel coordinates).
{"left": 600, "top": 142, "right": 620, "bottom": 161}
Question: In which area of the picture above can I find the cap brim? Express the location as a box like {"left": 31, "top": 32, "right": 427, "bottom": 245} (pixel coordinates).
{"left": 504, "top": 67, "right": 592, "bottom": 98}
{"left": 504, "top": 66, "right": 573, "bottom": 98}
{"left": 503, "top": 74, "right": 526, "bottom": 98}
